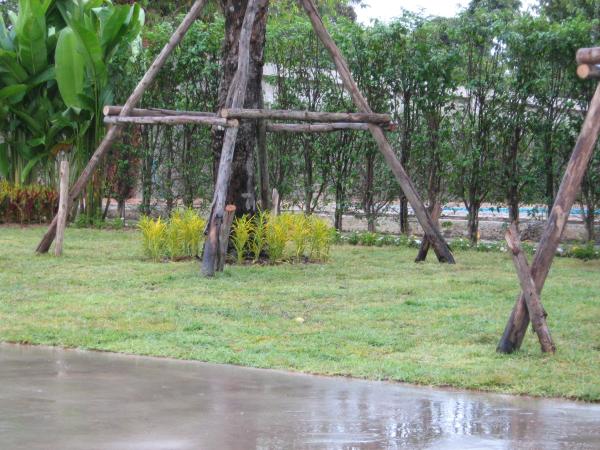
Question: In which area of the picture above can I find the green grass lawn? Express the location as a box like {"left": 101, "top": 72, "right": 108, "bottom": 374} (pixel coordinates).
{"left": 1, "top": 225, "right": 600, "bottom": 401}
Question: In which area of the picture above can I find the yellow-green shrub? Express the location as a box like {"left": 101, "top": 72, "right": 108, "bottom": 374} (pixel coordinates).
{"left": 138, "top": 209, "right": 206, "bottom": 262}
{"left": 266, "top": 214, "right": 290, "bottom": 262}
{"left": 164, "top": 211, "right": 185, "bottom": 259}
{"left": 289, "top": 214, "right": 310, "bottom": 260}
{"left": 180, "top": 208, "right": 206, "bottom": 257}
{"left": 250, "top": 210, "right": 269, "bottom": 262}
{"left": 307, "top": 215, "right": 333, "bottom": 261}
{"left": 232, "top": 214, "right": 252, "bottom": 264}
{"left": 138, "top": 215, "right": 167, "bottom": 262}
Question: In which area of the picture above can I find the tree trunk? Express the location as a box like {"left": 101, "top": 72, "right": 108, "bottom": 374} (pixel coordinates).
{"left": 212, "top": 0, "right": 269, "bottom": 216}
{"left": 507, "top": 126, "right": 521, "bottom": 224}
{"left": 363, "top": 150, "right": 376, "bottom": 233}
{"left": 467, "top": 200, "right": 481, "bottom": 244}
{"left": 303, "top": 137, "right": 314, "bottom": 215}
{"left": 544, "top": 136, "right": 554, "bottom": 216}
{"left": 584, "top": 204, "right": 595, "bottom": 242}
{"left": 257, "top": 93, "right": 271, "bottom": 210}
{"left": 334, "top": 181, "right": 344, "bottom": 231}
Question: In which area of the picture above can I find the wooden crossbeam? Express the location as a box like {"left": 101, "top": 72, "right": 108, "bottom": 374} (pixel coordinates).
{"left": 505, "top": 224, "right": 555, "bottom": 354}
{"left": 103, "top": 105, "right": 217, "bottom": 118}
{"left": 576, "top": 47, "right": 600, "bottom": 65}
{"left": 266, "top": 122, "right": 370, "bottom": 132}
{"left": 103, "top": 115, "right": 238, "bottom": 127}
{"left": 221, "top": 108, "right": 392, "bottom": 124}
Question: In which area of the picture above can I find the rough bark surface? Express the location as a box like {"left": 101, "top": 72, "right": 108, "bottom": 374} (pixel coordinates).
{"left": 212, "top": 0, "right": 269, "bottom": 216}
{"left": 497, "top": 82, "right": 600, "bottom": 353}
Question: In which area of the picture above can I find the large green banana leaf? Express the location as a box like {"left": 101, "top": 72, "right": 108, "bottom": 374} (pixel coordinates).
{"left": 55, "top": 27, "right": 86, "bottom": 110}
{"left": 14, "top": 0, "right": 49, "bottom": 77}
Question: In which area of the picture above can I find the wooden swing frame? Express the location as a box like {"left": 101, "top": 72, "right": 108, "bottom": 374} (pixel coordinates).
{"left": 35, "top": 0, "right": 455, "bottom": 272}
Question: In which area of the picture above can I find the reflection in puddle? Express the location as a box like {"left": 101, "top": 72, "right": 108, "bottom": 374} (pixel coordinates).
{"left": 1, "top": 344, "right": 599, "bottom": 450}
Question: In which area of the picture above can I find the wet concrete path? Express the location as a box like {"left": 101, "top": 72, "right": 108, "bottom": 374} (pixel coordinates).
{"left": 1, "top": 344, "right": 600, "bottom": 450}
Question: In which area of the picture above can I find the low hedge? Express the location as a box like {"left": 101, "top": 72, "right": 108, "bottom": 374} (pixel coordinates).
{"left": 0, "top": 181, "right": 58, "bottom": 224}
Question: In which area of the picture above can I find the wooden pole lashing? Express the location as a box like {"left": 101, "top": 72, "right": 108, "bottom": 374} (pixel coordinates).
{"left": 54, "top": 152, "right": 70, "bottom": 257}
{"left": 201, "top": 0, "right": 264, "bottom": 277}
{"left": 299, "top": 0, "right": 455, "bottom": 264}
{"left": 504, "top": 223, "right": 556, "bottom": 354}
{"left": 35, "top": 0, "right": 210, "bottom": 254}
{"left": 497, "top": 82, "right": 600, "bottom": 353}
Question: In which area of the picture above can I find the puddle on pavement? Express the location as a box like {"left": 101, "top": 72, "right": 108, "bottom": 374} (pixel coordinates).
{"left": 1, "top": 343, "right": 599, "bottom": 449}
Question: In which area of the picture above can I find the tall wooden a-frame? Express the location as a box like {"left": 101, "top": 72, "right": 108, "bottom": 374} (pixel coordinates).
{"left": 496, "top": 48, "right": 600, "bottom": 354}
{"left": 35, "top": 0, "right": 456, "bottom": 275}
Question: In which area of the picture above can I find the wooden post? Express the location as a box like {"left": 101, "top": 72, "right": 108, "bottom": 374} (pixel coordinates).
{"left": 257, "top": 93, "right": 271, "bottom": 210}
{"left": 415, "top": 202, "right": 442, "bottom": 262}
{"left": 54, "top": 152, "right": 70, "bottom": 257}
{"left": 35, "top": 0, "right": 210, "bottom": 254}
{"left": 497, "top": 82, "right": 600, "bottom": 353}
{"left": 505, "top": 223, "right": 556, "bottom": 354}
{"left": 299, "top": 0, "right": 455, "bottom": 264}
{"left": 217, "top": 205, "right": 237, "bottom": 272}
{"left": 271, "top": 188, "right": 280, "bottom": 216}
{"left": 201, "top": 0, "right": 264, "bottom": 277}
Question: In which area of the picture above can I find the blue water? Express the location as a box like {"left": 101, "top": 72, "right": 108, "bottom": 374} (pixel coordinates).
{"left": 441, "top": 206, "right": 600, "bottom": 217}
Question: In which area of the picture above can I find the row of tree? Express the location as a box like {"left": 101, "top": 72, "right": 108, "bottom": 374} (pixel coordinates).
{"left": 2, "top": 0, "right": 599, "bottom": 242}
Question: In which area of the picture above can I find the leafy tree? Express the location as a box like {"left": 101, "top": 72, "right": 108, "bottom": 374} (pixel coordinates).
{"left": 449, "top": 7, "right": 506, "bottom": 244}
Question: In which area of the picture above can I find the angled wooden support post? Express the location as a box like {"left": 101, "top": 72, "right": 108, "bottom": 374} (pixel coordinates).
{"left": 35, "top": 0, "right": 210, "bottom": 254}
{"left": 415, "top": 202, "right": 442, "bottom": 262}
{"left": 505, "top": 223, "right": 555, "bottom": 354}
{"left": 299, "top": 0, "right": 454, "bottom": 264}
{"left": 497, "top": 82, "right": 600, "bottom": 353}
{"left": 201, "top": 0, "right": 264, "bottom": 277}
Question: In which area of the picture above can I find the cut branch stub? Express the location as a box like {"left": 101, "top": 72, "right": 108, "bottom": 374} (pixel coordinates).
{"left": 577, "top": 64, "right": 600, "bottom": 80}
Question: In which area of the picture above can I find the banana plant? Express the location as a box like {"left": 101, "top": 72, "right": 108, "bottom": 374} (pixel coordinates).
{"left": 54, "top": 0, "right": 144, "bottom": 218}
{"left": 0, "top": 0, "right": 75, "bottom": 184}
